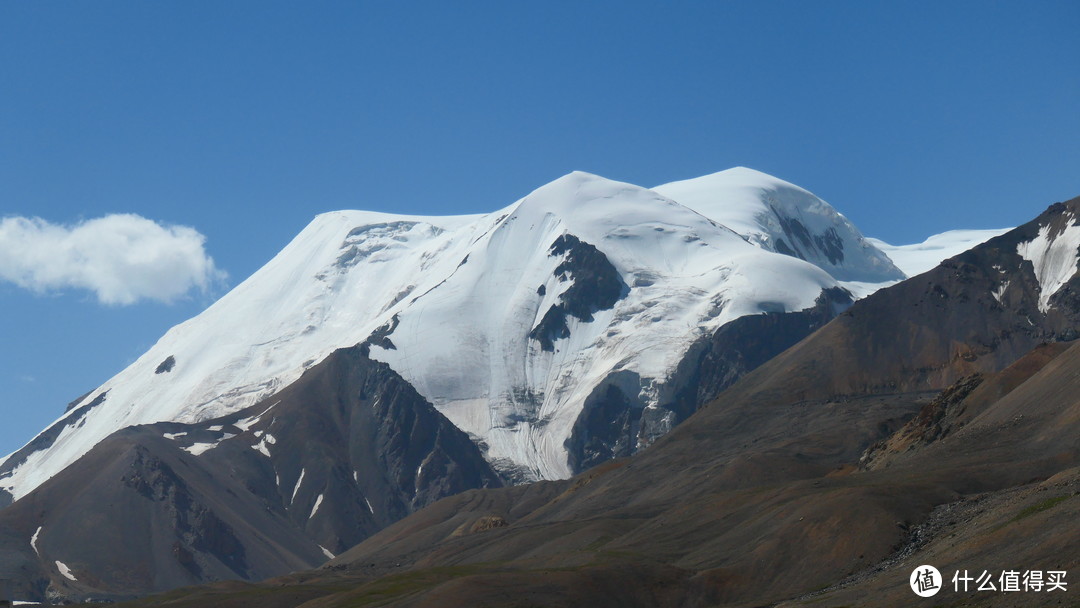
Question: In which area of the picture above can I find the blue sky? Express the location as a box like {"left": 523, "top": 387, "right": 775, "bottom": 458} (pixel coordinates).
{"left": 1, "top": 1, "right": 1078, "bottom": 456}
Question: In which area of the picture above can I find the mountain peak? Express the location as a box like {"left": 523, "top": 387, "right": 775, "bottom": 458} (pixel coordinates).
{"left": 654, "top": 168, "right": 904, "bottom": 283}
{"left": 693, "top": 166, "right": 812, "bottom": 193}
{"left": 506, "top": 171, "right": 677, "bottom": 230}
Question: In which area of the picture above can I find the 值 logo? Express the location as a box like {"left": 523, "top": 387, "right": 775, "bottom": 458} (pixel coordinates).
{"left": 910, "top": 564, "right": 942, "bottom": 597}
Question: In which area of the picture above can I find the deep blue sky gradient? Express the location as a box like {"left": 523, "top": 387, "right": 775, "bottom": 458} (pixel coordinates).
{"left": 1, "top": 1, "right": 1078, "bottom": 455}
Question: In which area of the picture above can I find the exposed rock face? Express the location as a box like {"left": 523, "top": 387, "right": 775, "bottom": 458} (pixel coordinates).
{"left": 529, "top": 233, "right": 628, "bottom": 352}
{"left": 0, "top": 346, "right": 500, "bottom": 602}
{"left": 859, "top": 374, "right": 986, "bottom": 469}
{"left": 565, "top": 287, "right": 853, "bottom": 473}
{"left": 364, "top": 314, "right": 400, "bottom": 351}
{"left": 154, "top": 355, "right": 176, "bottom": 374}
{"left": 660, "top": 286, "right": 853, "bottom": 425}
{"left": 775, "top": 215, "right": 845, "bottom": 265}
{"left": 860, "top": 340, "right": 1073, "bottom": 471}
{"left": 566, "top": 371, "right": 644, "bottom": 473}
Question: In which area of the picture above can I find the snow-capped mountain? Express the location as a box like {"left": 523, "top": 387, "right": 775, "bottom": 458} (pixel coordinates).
{"left": 0, "top": 168, "right": 903, "bottom": 503}
{"left": 0, "top": 168, "right": 900, "bottom": 505}
{"left": 4, "top": 170, "right": 1076, "bottom": 603}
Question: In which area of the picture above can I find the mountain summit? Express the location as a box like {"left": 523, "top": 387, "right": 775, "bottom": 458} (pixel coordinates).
{"left": 654, "top": 167, "right": 904, "bottom": 283}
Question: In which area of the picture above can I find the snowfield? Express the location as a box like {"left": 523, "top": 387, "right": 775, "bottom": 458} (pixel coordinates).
{"left": 1, "top": 167, "right": 990, "bottom": 500}
{"left": 867, "top": 229, "right": 1010, "bottom": 277}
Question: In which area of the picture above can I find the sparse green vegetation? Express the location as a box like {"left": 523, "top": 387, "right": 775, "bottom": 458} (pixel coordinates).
{"left": 584, "top": 534, "right": 614, "bottom": 550}
{"left": 335, "top": 564, "right": 496, "bottom": 607}
{"left": 1010, "top": 495, "right": 1069, "bottom": 524}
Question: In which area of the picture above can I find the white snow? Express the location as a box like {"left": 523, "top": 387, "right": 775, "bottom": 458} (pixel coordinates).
{"left": 319, "top": 544, "right": 335, "bottom": 559}
{"left": 252, "top": 431, "right": 277, "bottom": 456}
{"left": 30, "top": 525, "right": 41, "bottom": 555}
{"left": 364, "top": 497, "right": 374, "bottom": 514}
{"left": 309, "top": 493, "right": 324, "bottom": 519}
{"left": 290, "top": 469, "right": 305, "bottom": 504}
{"left": 181, "top": 443, "right": 215, "bottom": 456}
{"left": 251, "top": 438, "right": 271, "bottom": 458}
{"left": 234, "top": 402, "right": 279, "bottom": 433}
{"left": 55, "top": 560, "right": 77, "bottom": 582}
{"left": 835, "top": 279, "right": 899, "bottom": 300}
{"left": 179, "top": 431, "right": 235, "bottom": 456}
{"left": 181, "top": 439, "right": 220, "bottom": 456}
{"left": 993, "top": 280, "right": 1010, "bottom": 304}
{"left": 1017, "top": 216, "right": 1080, "bottom": 313}
{"left": 0, "top": 168, "right": 928, "bottom": 497}
{"left": 162, "top": 432, "right": 187, "bottom": 441}
{"left": 867, "top": 229, "right": 1010, "bottom": 277}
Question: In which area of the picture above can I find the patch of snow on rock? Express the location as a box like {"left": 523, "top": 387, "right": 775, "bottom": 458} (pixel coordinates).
{"left": 55, "top": 560, "right": 77, "bottom": 581}
{"left": 291, "top": 469, "right": 305, "bottom": 504}
{"left": 993, "top": 280, "right": 1010, "bottom": 304}
{"left": 1017, "top": 217, "right": 1080, "bottom": 313}
{"left": 252, "top": 438, "right": 271, "bottom": 458}
{"left": 181, "top": 433, "right": 234, "bottom": 456}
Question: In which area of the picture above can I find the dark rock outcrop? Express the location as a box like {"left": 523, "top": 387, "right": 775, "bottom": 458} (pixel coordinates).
{"left": 564, "top": 287, "right": 853, "bottom": 474}
{"left": 362, "top": 314, "right": 400, "bottom": 351}
{"left": 155, "top": 356, "right": 176, "bottom": 374}
{"left": 566, "top": 371, "right": 645, "bottom": 473}
{"left": 660, "top": 286, "right": 853, "bottom": 426}
{"left": 529, "top": 233, "right": 628, "bottom": 351}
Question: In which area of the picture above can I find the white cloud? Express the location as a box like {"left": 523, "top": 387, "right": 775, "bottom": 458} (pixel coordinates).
{"left": 0, "top": 214, "right": 226, "bottom": 305}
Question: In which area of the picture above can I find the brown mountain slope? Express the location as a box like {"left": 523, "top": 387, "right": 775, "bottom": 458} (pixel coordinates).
{"left": 103, "top": 338, "right": 1078, "bottom": 608}
{"left": 314, "top": 344, "right": 1076, "bottom": 608}
{"left": 0, "top": 345, "right": 500, "bottom": 602}
{"left": 781, "top": 337, "right": 1080, "bottom": 607}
